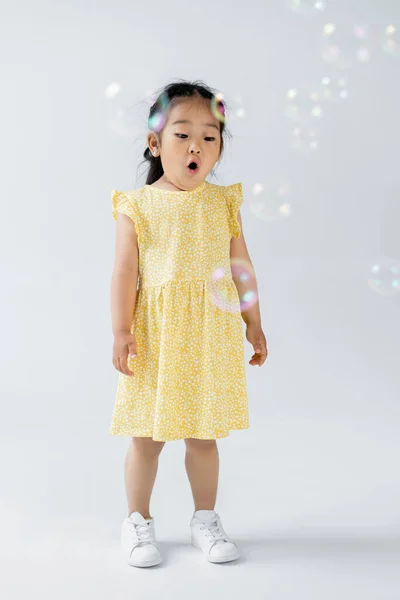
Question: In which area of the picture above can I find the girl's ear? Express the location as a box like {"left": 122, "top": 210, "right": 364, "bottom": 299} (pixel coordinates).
{"left": 147, "top": 132, "right": 159, "bottom": 155}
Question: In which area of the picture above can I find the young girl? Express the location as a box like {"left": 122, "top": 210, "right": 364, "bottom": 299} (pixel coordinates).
{"left": 110, "top": 80, "right": 268, "bottom": 568}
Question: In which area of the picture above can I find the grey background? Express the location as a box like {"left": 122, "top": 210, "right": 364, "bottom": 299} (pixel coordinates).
{"left": 1, "top": 0, "right": 399, "bottom": 598}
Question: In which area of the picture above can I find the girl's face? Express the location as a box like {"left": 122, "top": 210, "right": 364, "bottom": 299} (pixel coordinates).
{"left": 147, "top": 97, "right": 222, "bottom": 191}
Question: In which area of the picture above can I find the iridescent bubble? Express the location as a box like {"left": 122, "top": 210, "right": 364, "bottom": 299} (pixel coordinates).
{"left": 249, "top": 182, "right": 292, "bottom": 222}
{"left": 321, "top": 23, "right": 371, "bottom": 69}
{"left": 148, "top": 111, "right": 166, "bottom": 133}
{"left": 105, "top": 81, "right": 121, "bottom": 99}
{"left": 321, "top": 76, "right": 349, "bottom": 102}
{"left": 367, "top": 256, "right": 400, "bottom": 296}
{"left": 144, "top": 89, "right": 159, "bottom": 107}
{"left": 356, "top": 47, "right": 370, "bottom": 62}
{"left": 382, "top": 24, "right": 400, "bottom": 58}
{"left": 224, "top": 93, "right": 249, "bottom": 137}
{"left": 323, "top": 23, "right": 336, "bottom": 35}
{"left": 289, "top": 0, "right": 328, "bottom": 15}
{"left": 210, "top": 91, "right": 226, "bottom": 123}
{"left": 354, "top": 24, "right": 368, "bottom": 40}
{"left": 291, "top": 126, "right": 319, "bottom": 152}
{"left": 210, "top": 258, "right": 258, "bottom": 313}
{"left": 148, "top": 90, "right": 170, "bottom": 133}
{"left": 285, "top": 84, "right": 324, "bottom": 124}
{"left": 108, "top": 103, "right": 144, "bottom": 138}
{"left": 106, "top": 84, "right": 148, "bottom": 138}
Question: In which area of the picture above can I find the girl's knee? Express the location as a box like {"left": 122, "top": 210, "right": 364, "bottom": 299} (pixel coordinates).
{"left": 184, "top": 438, "right": 217, "bottom": 451}
{"left": 132, "top": 436, "right": 165, "bottom": 455}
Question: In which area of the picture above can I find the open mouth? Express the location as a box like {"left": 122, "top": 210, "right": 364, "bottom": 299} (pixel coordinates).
{"left": 187, "top": 161, "right": 199, "bottom": 174}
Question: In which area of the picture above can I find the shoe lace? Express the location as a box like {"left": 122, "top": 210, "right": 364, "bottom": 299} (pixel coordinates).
{"left": 199, "top": 517, "right": 229, "bottom": 548}
{"left": 128, "top": 521, "right": 154, "bottom": 549}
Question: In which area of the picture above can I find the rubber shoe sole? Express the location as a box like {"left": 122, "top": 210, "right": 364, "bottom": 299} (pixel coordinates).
{"left": 191, "top": 537, "right": 240, "bottom": 563}
{"left": 128, "top": 552, "right": 163, "bottom": 568}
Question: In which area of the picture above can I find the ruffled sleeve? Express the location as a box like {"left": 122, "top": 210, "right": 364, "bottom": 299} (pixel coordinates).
{"left": 111, "top": 189, "right": 142, "bottom": 246}
{"left": 225, "top": 182, "right": 244, "bottom": 239}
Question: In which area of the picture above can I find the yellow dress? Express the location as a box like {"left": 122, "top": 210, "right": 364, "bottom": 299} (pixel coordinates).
{"left": 110, "top": 180, "right": 250, "bottom": 442}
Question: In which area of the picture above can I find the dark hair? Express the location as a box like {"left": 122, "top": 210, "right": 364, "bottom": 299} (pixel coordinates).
{"left": 141, "top": 79, "right": 232, "bottom": 185}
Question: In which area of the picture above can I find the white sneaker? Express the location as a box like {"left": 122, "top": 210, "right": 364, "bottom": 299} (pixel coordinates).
{"left": 121, "top": 511, "right": 163, "bottom": 567}
{"left": 190, "top": 509, "right": 240, "bottom": 563}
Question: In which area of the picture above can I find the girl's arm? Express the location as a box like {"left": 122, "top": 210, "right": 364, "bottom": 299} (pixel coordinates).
{"left": 110, "top": 213, "right": 139, "bottom": 375}
{"left": 111, "top": 213, "right": 139, "bottom": 334}
{"left": 229, "top": 210, "right": 261, "bottom": 327}
{"left": 230, "top": 210, "right": 268, "bottom": 367}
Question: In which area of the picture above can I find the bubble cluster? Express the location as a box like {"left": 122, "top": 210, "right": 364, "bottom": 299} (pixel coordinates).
{"left": 382, "top": 24, "right": 399, "bottom": 58}
{"left": 321, "top": 23, "right": 370, "bottom": 69}
{"left": 321, "top": 76, "right": 348, "bottom": 102}
{"left": 289, "top": 0, "right": 328, "bottom": 15}
{"left": 210, "top": 258, "right": 258, "bottom": 313}
{"left": 249, "top": 182, "right": 292, "bottom": 222}
{"left": 291, "top": 126, "right": 319, "bottom": 152}
{"left": 285, "top": 85, "right": 324, "bottom": 123}
{"left": 367, "top": 256, "right": 400, "bottom": 296}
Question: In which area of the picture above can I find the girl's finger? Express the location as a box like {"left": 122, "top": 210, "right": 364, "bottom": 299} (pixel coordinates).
{"left": 249, "top": 353, "right": 261, "bottom": 362}
{"left": 117, "top": 355, "right": 125, "bottom": 374}
{"left": 250, "top": 347, "right": 267, "bottom": 365}
{"left": 116, "top": 355, "right": 132, "bottom": 376}
{"left": 120, "top": 352, "right": 134, "bottom": 376}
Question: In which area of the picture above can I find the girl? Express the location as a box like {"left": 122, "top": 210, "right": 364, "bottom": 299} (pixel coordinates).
{"left": 110, "top": 79, "right": 268, "bottom": 568}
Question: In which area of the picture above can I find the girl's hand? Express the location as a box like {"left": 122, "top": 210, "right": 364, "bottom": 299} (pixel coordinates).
{"left": 112, "top": 330, "right": 138, "bottom": 376}
{"left": 246, "top": 322, "right": 268, "bottom": 367}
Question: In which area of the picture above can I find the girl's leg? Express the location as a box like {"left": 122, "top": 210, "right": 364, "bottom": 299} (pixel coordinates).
{"left": 184, "top": 438, "right": 219, "bottom": 511}
{"left": 125, "top": 436, "right": 165, "bottom": 518}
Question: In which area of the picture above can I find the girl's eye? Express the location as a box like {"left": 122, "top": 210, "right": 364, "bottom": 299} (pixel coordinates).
{"left": 175, "top": 134, "right": 216, "bottom": 141}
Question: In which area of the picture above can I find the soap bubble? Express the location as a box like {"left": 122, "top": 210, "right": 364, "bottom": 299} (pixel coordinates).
{"left": 107, "top": 87, "right": 158, "bottom": 139}
{"left": 249, "top": 182, "right": 292, "bottom": 222}
{"left": 108, "top": 103, "right": 146, "bottom": 139}
{"left": 210, "top": 91, "right": 226, "bottom": 123}
{"left": 210, "top": 258, "right": 258, "bottom": 313}
{"left": 288, "top": 0, "right": 329, "bottom": 15}
{"left": 148, "top": 90, "right": 170, "bottom": 133}
{"left": 291, "top": 126, "right": 319, "bottom": 152}
{"left": 285, "top": 84, "right": 325, "bottom": 124}
{"left": 225, "top": 93, "right": 249, "bottom": 137}
{"left": 321, "top": 23, "right": 371, "bottom": 69}
{"left": 321, "top": 76, "right": 349, "bottom": 102}
{"left": 105, "top": 81, "right": 121, "bottom": 99}
{"left": 382, "top": 24, "right": 400, "bottom": 58}
{"left": 367, "top": 256, "right": 400, "bottom": 297}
